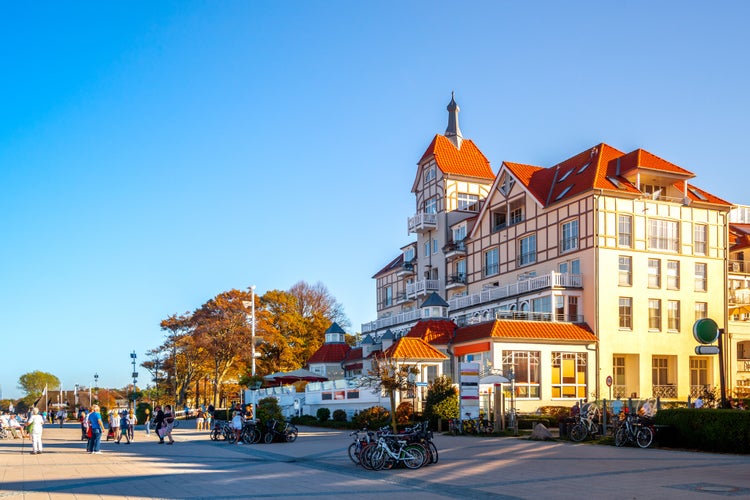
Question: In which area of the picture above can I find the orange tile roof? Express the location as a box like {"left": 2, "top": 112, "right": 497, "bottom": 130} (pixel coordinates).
{"left": 406, "top": 320, "right": 456, "bottom": 345}
{"left": 418, "top": 135, "right": 494, "bottom": 180}
{"left": 382, "top": 337, "right": 448, "bottom": 360}
{"left": 453, "top": 320, "right": 597, "bottom": 345}
{"left": 730, "top": 224, "right": 750, "bottom": 252}
{"left": 503, "top": 143, "right": 731, "bottom": 208}
{"left": 306, "top": 343, "right": 350, "bottom": 364}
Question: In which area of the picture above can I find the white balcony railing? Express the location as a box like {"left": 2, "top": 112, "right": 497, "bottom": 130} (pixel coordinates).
{"left": 652, "top": 384, "right": 677, "bottom": 398}
{"left": 406, "top": 279, "right": 441, "bottom": 299}
{"left": 448, "top": 272, "right": 582, "bottom": 310}
{"left": 407, "top": 212, "right": 438, "bottom": 233}
{"left": 361, "top": 309, "right": 422, "bottom": 333}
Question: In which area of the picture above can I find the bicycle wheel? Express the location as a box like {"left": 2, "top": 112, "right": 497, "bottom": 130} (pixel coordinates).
{"left": 210, "top": 428, "right": 220, "bottom": 441}
{"left": 636, "top": 427, "right": 653, "bottom": 448}
{"left": 360, "top": 444, "right": 376, "bottom": 470}
{"left": 370, "top": 447, "right": 387, "bottom": 471}
{"left": 348, "top": 442, "right": 362, "bottom": 465}
{"left": 264, "top": 432, "right": 274, "bottom": 444}
{"left": 402, "top": 445, "right": 425, "bottom": 469}
{"left": 427, "top": 440, "right": 439, "bottom": 464}
{"left": 614, "top": 427, "right": 627, "bottom": 447}
{"left": 285, "top": 428, "right": 298, "bottom": 442}
{"left": 252, "top": 428, "right": 262, "bottom": 444}
{"left": 569, "top": 423, "right": 587, "bottom": 442}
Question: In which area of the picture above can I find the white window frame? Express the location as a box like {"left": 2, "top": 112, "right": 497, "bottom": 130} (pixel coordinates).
{"left": 457, "top": 193, "right": 479, "bottom": 211}
{"left": 694, "top": 224, "right": 707, "bottom": 255}
{"left": 667, "top": 260, "right": 680, "bottom": 290}
{"left": 502, "top": 351, "right": 540, "bottom": 399}
{"left": 424, "top": 196, "right": 437, "bottom": 214}
{"left": 695, "top": 263, "right": 707, "bottom": 292}
{"left": 619, "top": 297, "right": 633, "bottom": 329}
{"left": 519, "top": 234, "right": 536, "bottom": 266}
{"left": 649, "top": 299, "right": 662, "bottom": 331}
{"left": 484, "top": 248, "right": 499, "bottom": 277}
{"left": 668, "top": 300, "right": 680, "bottom": 332}
{"left": 561, "top": 219, "right": 579, "bottom": 253}
{"left": 619, "top": 256, "right": 632, "bottom": 286}
{"left": 648, "top": 219, "right": 679, "bottom": 252}
{"left": 618, "top": 215, "right": 633, "bottom": 248}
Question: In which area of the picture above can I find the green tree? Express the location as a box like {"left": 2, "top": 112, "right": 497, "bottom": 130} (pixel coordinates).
{"left": 423, "top": 375, "right": 458, "bottom": 425}
{"left": 18, "top": 371, "right": 60, "bottom": 400}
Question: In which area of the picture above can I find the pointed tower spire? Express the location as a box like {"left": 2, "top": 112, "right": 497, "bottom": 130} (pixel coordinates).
{"left": 445, "top": 91, "right": 463, "bottom": 149}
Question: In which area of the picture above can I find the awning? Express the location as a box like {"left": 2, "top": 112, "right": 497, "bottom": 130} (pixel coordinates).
{"left": 479, "top": 374, "right": 510, "bottom": 385}
{"left": 263, "top": 368, "right": 328, "bottom": 384}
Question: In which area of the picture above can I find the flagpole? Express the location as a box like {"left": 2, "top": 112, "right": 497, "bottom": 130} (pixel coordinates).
{"left": 45, "top": 383, "right": 48, "bottom": 412}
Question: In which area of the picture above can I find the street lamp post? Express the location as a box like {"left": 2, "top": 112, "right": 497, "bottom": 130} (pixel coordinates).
{"left": 130, "top": 351, "right": 139, "bottom": 410}
{"left": 94, "top": 373, "right": 99, "bottom": 404}
{"left": 243, "top": 285, "right": 257, "bottom": 420}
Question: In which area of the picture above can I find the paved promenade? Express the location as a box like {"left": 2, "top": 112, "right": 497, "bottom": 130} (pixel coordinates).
{"left": 1, "top": 422, "right": 749, "bottom": 499}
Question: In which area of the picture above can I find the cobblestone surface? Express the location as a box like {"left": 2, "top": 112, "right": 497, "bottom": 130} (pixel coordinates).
{"left": 1, "top": 423, "right": 749, "bottom": 499}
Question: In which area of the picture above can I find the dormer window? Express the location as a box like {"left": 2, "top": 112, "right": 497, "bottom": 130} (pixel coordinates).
{"left": 499, "top": 173, "right": 515, "bottom": 196}
{"left": 404, "top": 247, "right": 415, "bottom": 262}
{"left": 453, "top": 225, "right": 467, "bottom": 242}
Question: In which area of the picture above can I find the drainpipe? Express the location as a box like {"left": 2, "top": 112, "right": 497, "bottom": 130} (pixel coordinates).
{"left": 592, "top": 190, "right": 603, "bottom": 401}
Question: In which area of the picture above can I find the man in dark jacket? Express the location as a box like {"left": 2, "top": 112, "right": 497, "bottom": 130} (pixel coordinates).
{"left": 153, "top": 405, "right": 165, "bottom": 444}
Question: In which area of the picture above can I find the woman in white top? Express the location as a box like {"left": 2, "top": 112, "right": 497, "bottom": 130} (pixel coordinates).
{"left": 28, "top": 408, "right": 45, "bottom": 454}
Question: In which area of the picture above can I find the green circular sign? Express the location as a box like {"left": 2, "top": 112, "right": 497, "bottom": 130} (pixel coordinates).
{"left": 693, "top": 318, "right": 719, "bottom": 344}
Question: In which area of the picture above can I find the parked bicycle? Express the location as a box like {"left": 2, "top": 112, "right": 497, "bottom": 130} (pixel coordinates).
{"left": 264, "top": 419, "right": 298, "bottom": 443}
{"left": 569, "top": 403, "right": 601, "bottom": 442}
{"left": 361, "top": 434, "right": 425, "bottom": 470}
{"left": 614, "top": 412, "right": 653, "bottom": 448}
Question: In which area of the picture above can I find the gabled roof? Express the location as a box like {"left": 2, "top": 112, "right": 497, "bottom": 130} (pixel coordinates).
{"left": 372, "top": 253, "right": 403, "bottom": 279}
{"left": 306, "top": 343, "right": 350, "bottom": 365}
{"left": 496, "top": 143, "right": 731, "bottom": 210}
{"left": 382, "top": 337, "right": 448, "bottom": 360}
{"left": 453, "top": 320, "right": 597, "bottom": 345}
{"left": 413, "top": 135, "right": 494, "bottom": 192}
{"left": 406, "top": 319, "right": 456, "bottom": 345}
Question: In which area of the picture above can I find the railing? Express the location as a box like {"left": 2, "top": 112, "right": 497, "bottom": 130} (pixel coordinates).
{"left": 361, "top": 309, "right": 422, "bottom": 333}
{"left": 652, "top": 385, "right": 677, "bottom": 398}
{"left": 396, "top": 261, "right": 416, "bottom": 276}
{"left": 406, "top": 279, "right": 441, "bottom": 298}
{"left": 689, "top": 385, "right": 709, "bottom": 398}
{"left": 729, "top": 290, "right": 750, "bottom": 304}
{"left": 738, "top": 360, "right": 750, "bottom": 372}
{"left": 407, "top": 212, "right": 437, "bottom": 233}
{"left": 443, "top": 240, "right": 466, "bottom": 253}
{"left": 493, "top": 310, "right": 583, "bottom": 323}
{"left": 612, "top": 385, "right": 628, "bottom": 399}
{"left": 447, "top": 274, "right": 467, "bottom": 285}
{"left": 448, "top": 272, "right": 583, "bottom": 310}
{"left": 729, "top": 260, "right": 750, "bottom": 274}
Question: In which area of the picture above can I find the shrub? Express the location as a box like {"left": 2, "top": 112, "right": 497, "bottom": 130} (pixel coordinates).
{"left": 135, "top": 402, "right": 152, "bottom": 426}
{"left": 655, "top": 408, "right": 750, "bottom": 453}
{"left": 332, "top": 409, "right": 347, "bottom": 422}
{"left": 256, "top": 397, "right": 283, "bottom": 427}
{"left": 316, "top": 407, "right": 331, "bottom": 422}
{"left": 290, "top": 414, "right": 318, "bottom": 426}
{"left": 396, "top": 401, "right": 414, "bottom": 425}
{"left": 424, "top": 376, "right": 457, "bottom": 426}
{"left": 353, "top": 406, "right": 390, "bottom": 429}
{"left": 535, "top": 406, "right": 570, "bottom": 421}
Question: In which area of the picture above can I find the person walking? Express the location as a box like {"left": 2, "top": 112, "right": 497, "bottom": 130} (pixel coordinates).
{"left": 27, "top": 408, "right": 45, "bottom": 455}
{"left": 56, "top": 408, "right": 66, "bottom": 428}
{"left": 86, "top": 404, "right": 105, "bottom": 454}
{"left": 144, "top": 407, "right": 151, "bottom": 436}
{"left": 153, "top": 405, "right": 165, "bottom": 443}
{"left": 107, "top": 410, "right": 119, "bottom": 441}
{"left": 163, "top": 405, "right": 175, "bottom": 444}
{"left": 127, "top": 409, "right": 136, "bottom": 441}
{"left": 196, "top": 408, "right": 205, "bottom": 431}
{"left": 116, "top": 411, "right": 131, "bottom": 444}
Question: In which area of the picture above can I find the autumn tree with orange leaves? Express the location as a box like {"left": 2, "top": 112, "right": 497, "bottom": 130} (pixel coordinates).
{"left": 151, "top": 281, "right": 348, "bottom": 407}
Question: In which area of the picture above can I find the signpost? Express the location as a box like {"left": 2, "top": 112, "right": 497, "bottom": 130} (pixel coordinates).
{"left": 692, "top": 318, "right": 726, "bottom": 407}
{"left": 606, "top": 375, "right": 613, "bottom": 401}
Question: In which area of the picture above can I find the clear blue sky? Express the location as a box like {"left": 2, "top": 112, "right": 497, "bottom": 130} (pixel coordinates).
{"left": 2, "top": 1, "right": 748, "bottom": 399}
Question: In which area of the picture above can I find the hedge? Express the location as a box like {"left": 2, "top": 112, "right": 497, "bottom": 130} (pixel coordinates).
{"left": 654, "top": 409, "right": 750, "bottom": 454}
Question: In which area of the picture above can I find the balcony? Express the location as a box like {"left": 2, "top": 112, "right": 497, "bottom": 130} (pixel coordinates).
{"left": 396, "top": 260, "right": 416, "bottom": 278}
{"left": 406, "top": 279, "right": 441, "bottom": 299}
{"left": 361, "top": 308, "right": 422, "bottom": 334}
{"left": 444, "top": 240, "right": 467, "bottom": 260}
{"left": 448, "top": 272, "right": 583, "bottom": 311}
{"left": 395, "top": 292, "right": 412, "bottom": 305}
{"left": 445, "top": 274, "right": 467, "bottom": 291}
{"left": 729, "top": 260, "right": 750, "bottom": 274}
{"left": 738, "top": 360, "right": 750, "bottom": 372}
{"left": 408, "top": 212, "right": 438, "bottom": 234}
{"left": 652, "top": 384, "right": 677, "bottom": 398}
